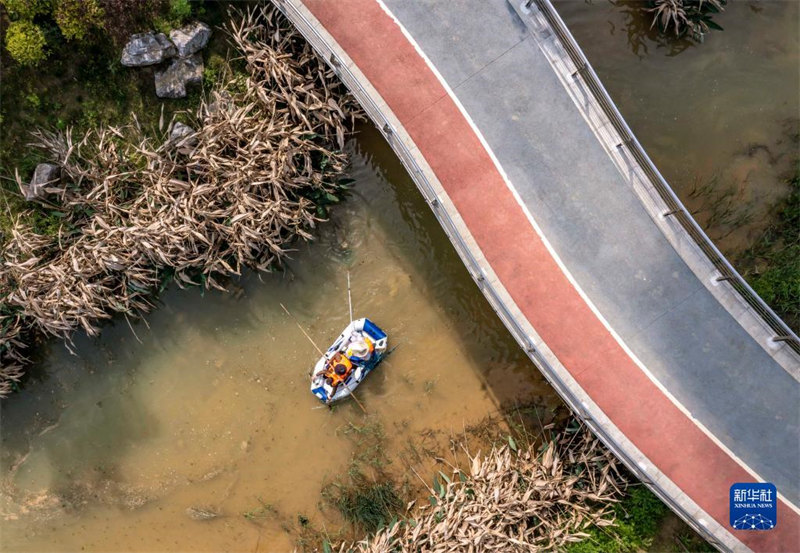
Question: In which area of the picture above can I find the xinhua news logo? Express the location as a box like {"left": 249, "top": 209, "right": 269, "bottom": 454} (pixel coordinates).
{"left": 730, "top": 483, "right": 777, "bottom": 531}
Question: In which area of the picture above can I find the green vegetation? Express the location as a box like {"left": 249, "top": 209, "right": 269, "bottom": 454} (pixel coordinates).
{"left": 53, "top": 0, "right": 105, "bottom": 41}
{"left": 647, "top": 0, "right": 726, "bottom": 41}
{"left": 321, "top": 418, "right": 405, "bottom": 534}
{"left": 741, "top": 173, "right": 800, "bottom": 331}
{"left": 0, "top": 1, "right": 224, "bottom": 241}
{"left": 566, "top": 486, "right": 667, "bottom": 553}
{"left": 324, "top": 478, "right": 403, "bottom": 534}
{"left": 564, "top": 485, "right": 716, "bottom": 553}
{"left": 242, "top": 497, "right": 276, "bottom": 521}
{"left": 2, "top": 0, "right": 49, "bottom": 20}
{"left": 4, "top": 20, "right": 48, "bottom": 66}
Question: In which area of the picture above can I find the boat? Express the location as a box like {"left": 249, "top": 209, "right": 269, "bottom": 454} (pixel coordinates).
{"left": 310, "top": 318, "right": 388, "bottom": 404}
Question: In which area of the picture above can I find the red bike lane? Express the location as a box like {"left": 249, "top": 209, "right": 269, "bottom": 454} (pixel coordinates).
{"left": 301, "top": 1, "right": 800, "bottom": 550}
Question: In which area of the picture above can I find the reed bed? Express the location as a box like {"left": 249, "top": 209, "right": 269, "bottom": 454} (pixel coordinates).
{"left": 0, "top": 5, "right": 362, "bottom": 397}
{"left": 340, "top": 425, "right": 625, "bottom": 553}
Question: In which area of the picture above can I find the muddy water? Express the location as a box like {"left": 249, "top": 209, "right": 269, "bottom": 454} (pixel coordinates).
{"left": 553, "top": 0, "right": 799, "bottom": 255}
{"left": 0, "top": 124, "right": 555, "bottom": 551}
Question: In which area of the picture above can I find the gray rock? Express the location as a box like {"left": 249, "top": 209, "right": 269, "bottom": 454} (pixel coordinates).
{"left": 121, "top": 33, "right": 177, "bottom": 67}
{"left": 205, "top": 90, "right": 233, "bottom": 118}
{"left": 168, "top": 122, "right": 197, "bottom": 148}
{"left": 21, "top": 163, "right": 60, "bottom": 201}
{"left": 154, "top": 54, "right": 203, "bottom": 99}
{"left": 169, "top": 22, "right": 212, "bottom": 58}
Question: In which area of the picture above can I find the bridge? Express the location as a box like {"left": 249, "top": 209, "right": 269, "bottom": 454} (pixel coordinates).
{"left": 275, "top": 0, "right": 800, "bottom": 551}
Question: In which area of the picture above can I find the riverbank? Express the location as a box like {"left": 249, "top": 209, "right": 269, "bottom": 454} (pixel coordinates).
{"left": 0, "top": 5, "right": 360, "bottom": 396}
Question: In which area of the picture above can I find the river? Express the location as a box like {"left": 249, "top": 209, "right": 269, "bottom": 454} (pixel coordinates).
{"left": 2, "top": 2, "right": 797, "bottom": 550}
{"left": 0, "top": 124, "right": 556, "bottom": 551}
{"left": 554, "top": 0, "right": 799, "bottom": 256}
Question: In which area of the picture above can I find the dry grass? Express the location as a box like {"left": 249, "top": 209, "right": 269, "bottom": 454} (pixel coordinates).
{"left": 0, "top": 5, "right": 362, "bottom": 397}
{"left": 339, "top": 423, "right": 625, "bottom": 553}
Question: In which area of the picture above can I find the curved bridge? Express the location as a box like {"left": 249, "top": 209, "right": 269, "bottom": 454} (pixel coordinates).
{"left": 275, "top": 0, "right": 800, "bottom": 550}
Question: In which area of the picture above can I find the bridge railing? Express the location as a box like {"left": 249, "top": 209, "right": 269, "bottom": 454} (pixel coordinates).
{"left": 526, "top": 0, "right": 799, "bottom": 356}
{"left": 273, "top": 0, "right": 732, "bottom": 550}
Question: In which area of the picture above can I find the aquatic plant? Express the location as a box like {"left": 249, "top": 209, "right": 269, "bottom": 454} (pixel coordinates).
{"left": 647, "top": 0, "right": 726, "bottom": 41}
{"left": 0, "top": 5, "right": 362, "bottom": 396}
{"left": 325, "top": 477, "right": 403, "bottom": 534}
{"left": 741, "top": 172, "right": 800, "bottom": 331}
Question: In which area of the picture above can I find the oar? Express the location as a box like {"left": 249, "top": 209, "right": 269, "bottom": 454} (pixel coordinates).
{"left": 280, "top": 302, "right": 368, "bottom": 415}
{"left": 279, "top": 302, "right": 323, "bottom": 356}
{"left": 334, "top": 376, "right": 368, "bottom": 415}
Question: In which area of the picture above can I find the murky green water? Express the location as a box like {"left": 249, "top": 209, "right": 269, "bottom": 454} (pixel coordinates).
{"left": 0, "top": 124, "right": 555, "bottom": 551}
{"left": 554, "top": 0, "right": 799, "bottom": 255}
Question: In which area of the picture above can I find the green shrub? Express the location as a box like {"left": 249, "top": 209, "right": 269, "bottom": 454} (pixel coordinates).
{"left": 566, "top": 486, "right": 670, "bottom": 553}
{"left": 168, "top": 0, "right": 191, "bottom": 22}
{"left": 0, "top": 0, "right": 49, "bottom": 20}
{"left": 54, "top": 0, "right": 105, "bottom": 41}
{"left": 4, "top": 20, "right": 48, "bottom": 66}
{"left": 203, "top": 53, "right": 226, "bottom": 87}
{"left": 25, "top": 92, "right": 41, "bottom": 109}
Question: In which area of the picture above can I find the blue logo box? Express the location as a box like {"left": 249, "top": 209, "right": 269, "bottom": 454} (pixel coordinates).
{"left": 730, "top": 483, "right": 777, "bottom": 530}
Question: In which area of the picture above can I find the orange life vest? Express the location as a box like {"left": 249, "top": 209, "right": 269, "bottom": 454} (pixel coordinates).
{"left": 324, "top": 353, "right": 353, "bottom": 387}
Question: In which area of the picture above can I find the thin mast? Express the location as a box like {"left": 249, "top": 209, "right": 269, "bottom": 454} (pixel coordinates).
{"left": 347, "top": 271, "right": 353, "bottom": 324}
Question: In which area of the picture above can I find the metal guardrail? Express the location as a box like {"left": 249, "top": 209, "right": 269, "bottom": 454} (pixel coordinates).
{"left": 272, "top": 0, "right": 732, "bottom": 550}
{"left": 528, "top": 0, "right": 799, "bottom": 356}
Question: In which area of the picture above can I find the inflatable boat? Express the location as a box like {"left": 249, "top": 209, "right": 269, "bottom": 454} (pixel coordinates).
{"left": 310, "top": 318, "right": 388, "bottom": 404}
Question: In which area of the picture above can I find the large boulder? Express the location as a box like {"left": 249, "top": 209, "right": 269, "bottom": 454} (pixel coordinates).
{"left": 121, "top": 33, "right": 176, "bottom": 67}
{"left": 154, "top": 54, "right": 203, "bottom": 99}
{"left": 21, "top": 163, "right": 60, "bottom": 201}
{"left": 169, "top": 22, "right": 211, "bottom": 58}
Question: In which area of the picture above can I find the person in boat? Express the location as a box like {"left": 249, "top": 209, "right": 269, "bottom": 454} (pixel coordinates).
{"left": 345, "top": 331, "right": 375, "bottom": 365}
{"left": 323, "top": 352, "right": 354, "bottom": 397}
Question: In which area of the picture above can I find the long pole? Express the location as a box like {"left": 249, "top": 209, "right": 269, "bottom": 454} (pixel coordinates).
{"left": 347, "top": 271, "right": 353, "bottom": 324}
{"left": 279, "top": 303, "right": 324, "bottom": 356}
{"left": 337, "top": 379, "right": 368, "bottom": 415}
{"left": 280, "top": 302, "right": 367, "bottom": 415}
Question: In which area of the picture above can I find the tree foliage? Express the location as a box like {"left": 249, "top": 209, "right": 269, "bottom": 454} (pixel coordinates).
{"left": 0, "top": 0, "right": 50, "bottom": 20}
{"left": 53, "top": 0, "right": 105, "bottom": 41}
{"left": 4, "top": 20, "right": 48, "bottom": 66}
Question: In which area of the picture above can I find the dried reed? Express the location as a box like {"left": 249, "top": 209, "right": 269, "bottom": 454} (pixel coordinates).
{"left": 0, "top": 5, "right": 362, "bottom": 397}
{"left": 340, "top": 425, "right": 625, "bottom": 553}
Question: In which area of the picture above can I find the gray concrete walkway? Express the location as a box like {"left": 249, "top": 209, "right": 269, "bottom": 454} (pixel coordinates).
{"left": 382, "top": 0, "right": 798, "bottom": 508}
{"left": 281, "top": 0, "right": 800, "bottom": 549}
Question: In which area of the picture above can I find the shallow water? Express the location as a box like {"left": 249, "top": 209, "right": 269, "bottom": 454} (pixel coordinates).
{"left": 0, "top": 124, "right": 556, "bottom": 551}
{"left": 553, "top": 0, "right": 799, "bottom": 255}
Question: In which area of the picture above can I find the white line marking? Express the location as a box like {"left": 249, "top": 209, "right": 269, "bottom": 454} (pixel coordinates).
{"left": 374, "top": 0, "right": 799, "bottom": 516}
